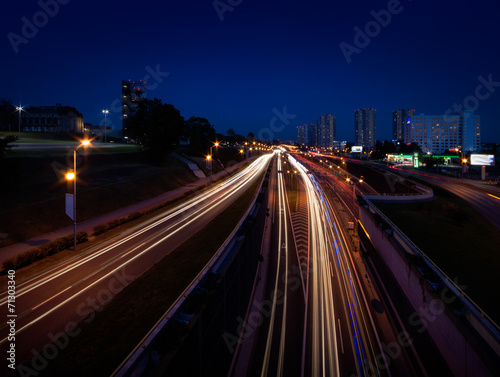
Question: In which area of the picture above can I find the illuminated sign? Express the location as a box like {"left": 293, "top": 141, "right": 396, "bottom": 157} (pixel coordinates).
{"left": 351, "top": 146, "right": 363, "bottom": 153}
{"left": 470, "top": 154, "right": 495, "bottom": 166}
{"left": 406, "top": 118, "right": 411, "bottom": 125}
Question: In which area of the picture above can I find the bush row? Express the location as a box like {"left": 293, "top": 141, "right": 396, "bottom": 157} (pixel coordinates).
{"left": 1, "top": 232, "right": 88, "bottom": 274}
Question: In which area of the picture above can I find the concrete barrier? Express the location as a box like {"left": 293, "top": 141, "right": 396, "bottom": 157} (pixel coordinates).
{"left": 359, "top": 198, "right": 500, "bottom": 377}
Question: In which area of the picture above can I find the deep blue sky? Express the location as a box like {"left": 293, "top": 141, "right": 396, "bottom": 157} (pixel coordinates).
{"left": 2, "top": 0, "right": 500, "bottom": 143}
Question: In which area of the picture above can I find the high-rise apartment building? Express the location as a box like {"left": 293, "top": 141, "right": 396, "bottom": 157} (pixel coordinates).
{"left": 297, "top": 125, "right": 306, "bottom": 146}
{"left": 122, "top": 79, "right": 147, "bottom": 137}
{"left": 317, "top": 114, "right": 337, "bottom": 150}
{"left": 405, "top": 110, "right": 480, "bottom": 153}
{"left": 392, "top": 109, "right": 415, "bottom": 141}
{"left": 307, "top": 123, "right": 317, "bottom": 147}
{"left": 354, "top": 108, "right": 376, "bottom": 149}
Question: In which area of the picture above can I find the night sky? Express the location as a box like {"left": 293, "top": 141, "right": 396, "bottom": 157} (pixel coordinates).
{"left": 2, "top": 0, "right": 500, "bottom": 143}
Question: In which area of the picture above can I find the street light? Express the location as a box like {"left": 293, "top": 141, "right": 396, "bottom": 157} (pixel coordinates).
{"left": 102, "top": 109, "right": 109, "bottom": 143}
{"left": 208, "top": 142, "right": 219, "bottom": 182}
{"left": 66, "top": 139, "right": 91, "bottom": 251}
{"left": 15, "top": 104, "right": 24, "bottom": 139}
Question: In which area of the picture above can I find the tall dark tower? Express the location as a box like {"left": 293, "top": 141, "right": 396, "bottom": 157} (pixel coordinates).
{"left": 354, "top": 108, "right": 376, "bottom": 149}
{"left": 392, "top": 109, "right": 415, "bottom": 141}
{"left": 122, "top": 79, "right": 147, "bottom": 138}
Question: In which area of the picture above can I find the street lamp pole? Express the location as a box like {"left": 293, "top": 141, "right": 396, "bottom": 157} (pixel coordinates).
{"left": 66, "top": 140, "right": 90, "bottom": 251}
{"left": 102, "top": 109, "right": 109, "bottom": 143}
{"left": 15, "top": 105, "right": 23, "bottom": 139}
{"left": 208, "top": 142, "right": 219, "bottom": 185}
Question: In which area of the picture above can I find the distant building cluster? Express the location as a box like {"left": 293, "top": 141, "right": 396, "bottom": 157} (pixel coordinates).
{"left": 20, "top": 104, "right": 84, "bottom": 133}
{"left": 297, "top": 114, "right": 342, "bottom": 151}
{"left": 297, "top": 107, "right": 482, "bottom": 154}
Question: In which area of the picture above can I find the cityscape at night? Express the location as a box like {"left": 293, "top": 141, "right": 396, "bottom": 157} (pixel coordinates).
{"left": 1, "top": 1, "right": 500, "bottom": 376}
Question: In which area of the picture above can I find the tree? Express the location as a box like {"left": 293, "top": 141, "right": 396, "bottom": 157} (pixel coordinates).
{"left": 226, "top": 128, "right": 236, "bottom": 143}
{"left": 127, "top": 98, "right": 184, "bottom": 164}
{"left": 0, "top": 135, "right": 17, "bottom": 158}
{"left": 0, "top": 98, "right": 16, "bottom": 131}
{"left": 399, "top": 142, "right": 422, "bottom": 154}
{"left": 247, "top": 132, "right": 255, "bottom": 143}
{"left": 185, "top": 116, "right": 216, "bottom": 155}
{"left": 423, "top": 156, "right": 438, "bottom": 169}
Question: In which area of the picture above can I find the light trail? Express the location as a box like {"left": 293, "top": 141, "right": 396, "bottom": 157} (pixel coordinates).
{"left": 488, "top": 193, "right": 500, "bottom": 201}
{"left": 0, "top": 154, "right": 273, "bottom": 345}
{"left": 261, "top": 151, "right": 290, "bottom": 377}
{"left": 288, "top": 155, "right": 385, "bottom": 377}
{"left": 1, "top": 155, "right": 272, "bottom": 304}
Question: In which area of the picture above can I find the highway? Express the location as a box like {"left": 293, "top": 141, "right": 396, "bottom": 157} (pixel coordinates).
{"left": 387, "top": 165, "right": 500, "bottom": 229}
{"left": 287, "top": 155, "right": 387, "bottom": 377}
{"left": 0, "top": 154, "right": 272, "bottom": 372}
{"left": 252, "top": 151, "right": 305, "bottom": 377}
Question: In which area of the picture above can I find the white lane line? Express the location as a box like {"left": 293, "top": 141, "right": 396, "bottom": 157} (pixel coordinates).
{"left": 119, "top": 243, "right": 146, "bottom": 259}
{"left": 31, "top": 285, "right": 73, "bottom": 311}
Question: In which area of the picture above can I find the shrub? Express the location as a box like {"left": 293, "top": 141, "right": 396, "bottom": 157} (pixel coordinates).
{"left": 77, "top": 231, "right": 88, "bottom": 244}
{"left": 1, "top": 232, "right": 89, "bottom": 274}
{"left": 127, "top": 212, "right": 143, "bottom": 221}
{"left": 93, "top": 225, "right": 107, "bottom": 236}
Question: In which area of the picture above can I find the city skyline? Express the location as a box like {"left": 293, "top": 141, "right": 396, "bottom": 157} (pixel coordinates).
{"left": 2, "top": 1, "right": 500, "bottom": 143}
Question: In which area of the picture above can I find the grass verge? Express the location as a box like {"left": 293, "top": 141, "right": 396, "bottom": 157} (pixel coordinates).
{"left": 373, "top": 183, "right": 500, "bottom": 324}
{"left": 26, "top": 171, "right": 264, "bottom": 377}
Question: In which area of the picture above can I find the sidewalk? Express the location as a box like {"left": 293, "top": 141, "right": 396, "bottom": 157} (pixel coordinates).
{"left": 0, "top": 158, "right": 252, "bottom": 263}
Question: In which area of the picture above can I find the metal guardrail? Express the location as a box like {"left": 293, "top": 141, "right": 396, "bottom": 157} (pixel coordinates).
{"left": 362, "top": 195, "right": 500, "bottom": 339}
{"left": 111, "top": 161, "right": 271, "bottom": 377}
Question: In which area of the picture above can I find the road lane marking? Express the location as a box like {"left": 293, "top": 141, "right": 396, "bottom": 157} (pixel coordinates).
{"left": 31, "top": 285, "right": 73, "bottom": 311}
{"left": 488, "top": 193, "right": 500, "bottom": 200}
{"left": 119, "top": 242, "right": 146, "bottom": 259}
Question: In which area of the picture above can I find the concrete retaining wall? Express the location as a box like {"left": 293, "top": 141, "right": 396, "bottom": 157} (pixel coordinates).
{"left": 359, "top": 203, "right": 498, "bottom": 377}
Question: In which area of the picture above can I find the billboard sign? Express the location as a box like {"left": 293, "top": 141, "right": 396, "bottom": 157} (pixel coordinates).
{"left": 351, "top": 146, "right": 363, "bottom": 153}
{"left": 470, "top": 154, "right": 494, "bottom": 166}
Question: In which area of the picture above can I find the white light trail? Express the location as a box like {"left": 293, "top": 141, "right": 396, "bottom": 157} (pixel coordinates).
{"left": 0, "top": 154, "right": 273, "bottom": 344}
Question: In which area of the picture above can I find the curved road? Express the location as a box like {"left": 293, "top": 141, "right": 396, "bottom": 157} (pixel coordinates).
{"left": 0, "top": 154, "right": 272, "bottom": 374}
